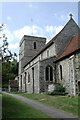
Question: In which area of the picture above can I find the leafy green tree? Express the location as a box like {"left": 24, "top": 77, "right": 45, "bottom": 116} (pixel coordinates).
{"left": 0, "top": 24, "right": 18, "bottom": 88}
{"left": 10, "top": 60, "right": 18, "bottom": 75}
{"left": 0, "top": 24, "right": 17, "bottom": 62}
{"left": 2, "top": 60, "right": 18, "bottom": 88}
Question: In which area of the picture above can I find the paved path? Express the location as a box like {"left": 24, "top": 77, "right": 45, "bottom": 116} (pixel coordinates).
{"left": 3, "top": 92, "right": 79, "bottom": 119}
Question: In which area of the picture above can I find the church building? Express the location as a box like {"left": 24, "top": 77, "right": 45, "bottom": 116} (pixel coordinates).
{"left": 18, "top": 15, "right": 80, "bottom": 96}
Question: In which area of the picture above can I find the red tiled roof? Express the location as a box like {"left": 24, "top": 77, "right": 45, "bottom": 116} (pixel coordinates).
{"left": 56, "top": 33, "right": 80, "bottom": 61}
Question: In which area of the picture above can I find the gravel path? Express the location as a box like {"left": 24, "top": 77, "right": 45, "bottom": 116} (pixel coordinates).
{"left": 3, "top": 92, "right": 79, "bottom": 119}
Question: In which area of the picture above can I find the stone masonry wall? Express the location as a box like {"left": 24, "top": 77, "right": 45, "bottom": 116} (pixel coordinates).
{"left": 22, "top": 61, "right": 40, "bottom": 93}
{"left": 56, "top": 51, "right": 80, "bottom": 95}
{"left": 74, "top": 51, "right": 80, "bottom": 94}
{"left": 56, "top": 58, "right": 71, "bottom": 94}
{"left": 19, "top": 35, "right": 46, "bottom": 74}
{"left": 19, "top": 36, "right": 46, "bottom": 92}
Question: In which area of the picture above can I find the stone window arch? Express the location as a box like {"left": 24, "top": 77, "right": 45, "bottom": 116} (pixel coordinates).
{"left": 45, "top": 65, "right": 53, "bottom": 82}
{"left": 28, "top": 72, "right": 30, "bottom": 83}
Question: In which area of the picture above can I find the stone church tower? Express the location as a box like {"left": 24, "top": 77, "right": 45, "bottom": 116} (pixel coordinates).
{"left": 19, "top": 35, "right": 46, "bottom": 75}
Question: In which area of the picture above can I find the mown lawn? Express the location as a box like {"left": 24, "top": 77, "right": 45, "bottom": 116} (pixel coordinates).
{"left": 11, "top": 92, "right": 79, "bottom": 116}
{"left": 2, "top": 94, "right": 52, "bottom": 118}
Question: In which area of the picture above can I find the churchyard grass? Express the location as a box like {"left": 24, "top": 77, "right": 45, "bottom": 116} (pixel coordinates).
{"left": 9, "top": 92, "right": 79, "bottom": 116}
{"left": 2, "top": 93, "right": 52, "bottom": 118}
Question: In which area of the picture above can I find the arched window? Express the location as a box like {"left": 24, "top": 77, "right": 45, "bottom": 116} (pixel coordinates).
{"left": 46, "top": 66, "right": 49, "bottom": 81}
{"left": 50, "top": 66, "right": 53, "bottom": 81}
{"left": 34, "top": 42, "right": 36, "bottom": 49}
{"left": 45, "top": 66, "right": 53, "bottom": 82}
{"left": 28, "top": 72, "right": 30, "bottom": 83}
{"left": 60, "top": 65, "right": 62, "bottom": 80}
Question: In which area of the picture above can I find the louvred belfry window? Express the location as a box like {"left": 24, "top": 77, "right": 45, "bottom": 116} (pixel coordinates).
{"left": 34, "top": 42, "right": 36, "bottom": 49}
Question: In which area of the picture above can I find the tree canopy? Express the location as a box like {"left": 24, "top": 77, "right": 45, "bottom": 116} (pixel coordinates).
{"left": 2, "top": 60, "right": 18, "bottom": 88}
{"left": 0, "top": 24, "right": 18, "bottom": 88}
{"left": 0, "top": 24, "right": 17, "bottom": 62}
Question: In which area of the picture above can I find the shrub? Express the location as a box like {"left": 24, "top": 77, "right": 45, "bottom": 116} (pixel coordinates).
{"left": 46, "top": 84, "right": 67, "bottom": 96}
{"left": 54, "top": 84, "right": 66, "bottom": 93}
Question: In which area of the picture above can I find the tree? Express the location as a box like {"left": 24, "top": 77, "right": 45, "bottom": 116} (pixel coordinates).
{"left": 0, "top": 24, "right": 17, "bottom": 61}
{"left": 2, "top": 60, "right": 18, "bottom": 88}
{"left": 0, "top": 24, "right": 18, "bottom": 88}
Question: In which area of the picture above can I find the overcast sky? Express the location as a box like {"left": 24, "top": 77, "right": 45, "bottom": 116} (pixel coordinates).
{"left": 1, "top": 2, "right": 79, "bottom": 58}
